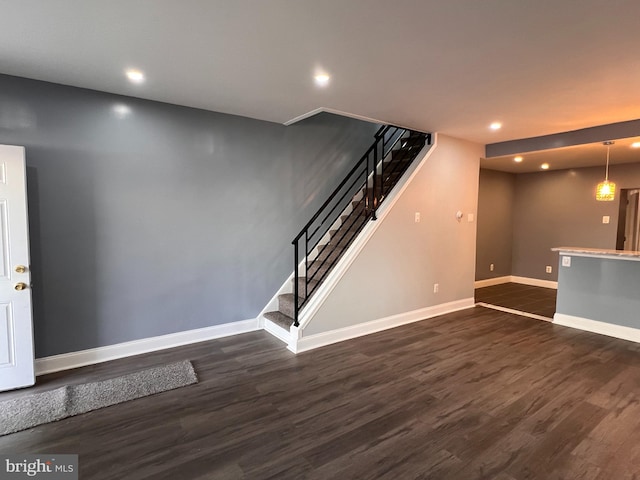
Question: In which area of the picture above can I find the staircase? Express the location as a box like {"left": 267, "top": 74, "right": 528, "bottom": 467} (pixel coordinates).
{"left": 264, "top": 125, "right": 431, "bottom": 332}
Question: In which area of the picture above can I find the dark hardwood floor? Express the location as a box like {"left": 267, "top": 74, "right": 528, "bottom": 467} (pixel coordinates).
{"left": 2, "top": 306, "right": 640, "bottom": 479}
{"left": 475, "top": 282, "right": 557, "bottom": 319}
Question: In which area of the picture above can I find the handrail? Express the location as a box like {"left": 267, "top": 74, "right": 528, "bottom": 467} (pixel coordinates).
{"left": 292, "top": 125, "right": 431, "bottom": 326}
{"left": 293, "top": 144, "right": 375, "bottom": 243}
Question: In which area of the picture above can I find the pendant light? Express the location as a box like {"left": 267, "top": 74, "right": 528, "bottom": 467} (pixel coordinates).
{"left": 595, "top": 141, "right": 616, "bottom": 201}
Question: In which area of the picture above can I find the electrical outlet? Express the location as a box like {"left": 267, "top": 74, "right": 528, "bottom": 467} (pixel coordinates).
{"left": 562, "top": 256, "right": 571, "bottom": 267}
{"left": 433, "top": 283, "right": 439, "bottom": 293}
{"left": 415, "top": 212, "right": 421, "bottom": 223}
{"left": 546, "top": 265, "right": 553, "bottom": 274}
{"left": 490, "top": 263, "right": 494, "bottom": 271}
{"left": 602, "top": 216, "right": 610, "bottom": 224}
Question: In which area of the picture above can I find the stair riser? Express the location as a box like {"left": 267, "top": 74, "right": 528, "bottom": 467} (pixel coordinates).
{"left": 330, "top": 224, "right": 364, "bottom": 243}
{"left": 278, "top": 294, "right": 296, "bottom": 319}
{"left": 341, "top": 209, "right": 367, "bottom": 223}
{"left": 311, "top": 249, "right": 344, "bottom": 271}
{"left": 292, "top": 277, "right": 318, "bottom": 299}
{"left": 263, "top": 311, "right": 294, "bottom": 330}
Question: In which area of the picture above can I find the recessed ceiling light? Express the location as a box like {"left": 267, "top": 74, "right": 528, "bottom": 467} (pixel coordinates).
{"left": 314, "top": 74, "right": 330, "bottom": 87}
{"left": 489, "top": 122, "right": 502, "bottom": 130}
{"left": 541, "top": 163, "right": 550, "bottom": 170}
{"left": 125, "top": 69, "right": 145, "bottom": 84}
{"left": 632, "top": 141, "right": 640, "bottom": 148}
{"left": 514, "top": 156, "right": 523, "bottom": 163}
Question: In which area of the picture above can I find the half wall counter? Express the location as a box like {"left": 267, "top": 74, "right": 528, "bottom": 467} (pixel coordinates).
{"left": 552, "top": 247, "right": 640, "bottom": 343}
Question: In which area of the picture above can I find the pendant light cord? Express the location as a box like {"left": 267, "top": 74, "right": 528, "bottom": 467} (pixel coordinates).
{"left": 605, "top": 145, "right": 610, "bottom": 181}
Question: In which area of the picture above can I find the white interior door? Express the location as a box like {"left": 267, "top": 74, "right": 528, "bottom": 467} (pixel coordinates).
{"left": 0, "top": 144, "right": 34, "bottom": 391}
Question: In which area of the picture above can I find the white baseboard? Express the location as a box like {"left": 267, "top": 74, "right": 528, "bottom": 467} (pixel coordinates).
{"left": 263, "top": 318, "right": 291, "bottom": 345}
{"left": 511, "top": 276, "right": 557, "bottom": 289}
{"left": 475, "top": 275, "right": 557, "bottom": 290}
{"left": 474, "top": 276, "right": 511, "bottom": 288}
{"left": 476, "top": 302, "right": 552, "bottom": 322}
{"left": 553, "top": 313, "right": 640, "bottom": 344}
{"left": 290, "top": 297, "right": 474, "bottom": 354}
{"left": 35, "top": 318, "right": 260, "bottom": 376}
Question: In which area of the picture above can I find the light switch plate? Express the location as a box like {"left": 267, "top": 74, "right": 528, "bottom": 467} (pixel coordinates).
{"left": 562, "top": 256, "right": 571, "bottom": 267}
{"left": 602, "top": 216, "right": 610, "bottom": 224}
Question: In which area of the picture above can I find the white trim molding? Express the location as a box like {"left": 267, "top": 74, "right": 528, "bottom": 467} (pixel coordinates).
{"left": 35, "top": 318, "right": 260, "bottom": 376}
{"left": 553, "top": 313, "right": 640, "bottom": 344}
{"left": 284, "top": 107, "right": 405, "bottom": 130}
{"left": 262, "top": 318, "right": 291, "bottom": 345}
{"left": 475, "top": 275, "right": 557, "bottom": 290}
{"left": 476, "top": 302, "right": 552, "bottom": 322}
{"left": 289, "top": 297, "right": 474, "bottom": 354}
{"left": 511, "top": 276, "right": 557, "bottom": 289}
{"left": 474, "top": 276, "right": 511, "bottom": 288}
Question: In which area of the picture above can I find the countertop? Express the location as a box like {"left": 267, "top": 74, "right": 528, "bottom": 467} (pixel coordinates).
{"left": 551, "top": 247, "right": 640, "bottom": 260}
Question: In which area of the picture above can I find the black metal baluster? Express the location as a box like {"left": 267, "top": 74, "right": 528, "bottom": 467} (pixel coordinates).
{"left": 293, "top": 239, "right": 299, "bottom": 327}
{"left": 371, "top": 146, "right": 377, "bottom": 220}
{"left": 288, "top": 127, "right": 429, "bottom": 327}
{"left": 304, "top": 230, "right": 309, "bottom": 303}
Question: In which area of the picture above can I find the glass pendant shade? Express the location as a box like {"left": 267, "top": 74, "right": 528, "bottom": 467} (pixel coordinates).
{"left": 596, "top": 141, "right": 616, "bottom": 202}
{"left": 596, "top": 180, "right": 616, "bottom": 201}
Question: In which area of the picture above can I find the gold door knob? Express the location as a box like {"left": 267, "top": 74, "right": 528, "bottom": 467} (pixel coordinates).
{"left": 14, "top": 282, "right": 28, "bottom": 291}
{"left": 15, "top": 265, "right": 27, "bottom": 273}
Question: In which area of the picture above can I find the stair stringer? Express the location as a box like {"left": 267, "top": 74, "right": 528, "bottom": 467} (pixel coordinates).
{"left": 288, "top": 135, "right": 438, "bottom": 353}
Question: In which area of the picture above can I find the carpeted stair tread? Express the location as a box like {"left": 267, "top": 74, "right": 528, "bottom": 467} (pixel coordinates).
{"left": 307, "top": 250, "right": 342, "bottom": 281}
{"left": 293, "top": 276, "right": 319, "bottom": 299}
{"left": 278, "top": 293, "right": 303, "bottom": 319}
{"left": 325, "top": 228, "right": 361, "bottom": 249}
{"left": 264, "top": 310, "right": 295, "bottom": 330}
{"left": 330, "top": 218, "right": 366, "bottom": 239}
{"left": 341, "top": 203, "right": 366, "bottom": 220}
{"left": 306, "top": 262, "right": 333, "bottom": 282}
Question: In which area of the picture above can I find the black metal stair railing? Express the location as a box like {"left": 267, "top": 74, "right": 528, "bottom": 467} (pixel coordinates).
{"left": 291, "top": 125, "right": 431, "bottom": 326}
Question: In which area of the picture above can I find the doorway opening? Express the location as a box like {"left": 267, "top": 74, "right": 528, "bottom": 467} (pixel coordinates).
{"left": 616, "top": 188, "right": 640, "bottom": 251}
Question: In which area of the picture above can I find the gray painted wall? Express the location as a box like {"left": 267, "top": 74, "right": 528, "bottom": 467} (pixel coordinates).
{"left": 476, "top": 169, "right": 515, "bottom": 280}
{"left": 0, "top": 74, "right": 379, "bottom": 357}
{"left": 512, "top": 163, "right": 640, "bottom": 281}
{"left": 476, "top": 162, "right": 640, "bottom": 282}
{"left": 486, "top": 119, "right": 640, "bottom": 158}
{"left": 305, "top": 134, "right": 481, "bottom": 336}
{"left": 556, "top": 254, "right": 640, "bottom": 328}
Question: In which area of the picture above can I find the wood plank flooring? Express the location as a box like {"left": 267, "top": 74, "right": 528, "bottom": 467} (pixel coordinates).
{"left": 475, "top": 282, "right": 557, "bottom": 319}
{"left": 2, "top": 306, "right": 640, "bottom": 479}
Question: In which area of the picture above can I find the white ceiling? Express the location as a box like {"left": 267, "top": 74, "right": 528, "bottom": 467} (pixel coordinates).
{"left": 1, "top": 0, "right": 640, "bottom": 145}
